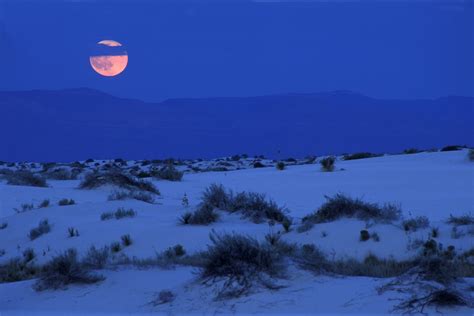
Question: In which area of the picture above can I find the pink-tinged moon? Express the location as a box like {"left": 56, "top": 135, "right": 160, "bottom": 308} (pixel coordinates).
{"left": 90, "top": 40, "right": 128, "bottom": 77}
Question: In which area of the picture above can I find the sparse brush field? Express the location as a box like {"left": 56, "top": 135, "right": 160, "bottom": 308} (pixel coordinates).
{"left": 0, "top": 149, "right": 473, "bottom": 314}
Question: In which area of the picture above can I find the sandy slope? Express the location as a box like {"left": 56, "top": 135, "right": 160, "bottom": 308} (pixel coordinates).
{"left": 0, "top": 150, "right": 473, "bottom": 314}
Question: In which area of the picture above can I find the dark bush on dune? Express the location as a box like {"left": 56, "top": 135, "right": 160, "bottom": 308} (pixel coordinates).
{"left": 5, "top": 170, "right": 47, "bottom": 187}
{"left": 28, "top": 219, "right": 51, "bottom": 240}
{"left": 79, "top": 171, "right": 159, "bottom": 194}
{"left": 440, "top": 145, "right": 464, "bottom": 152}
{"left": 343, "top": 152, "right": 382, "bottom": 161}
{"left": 180, "top": 204, "right": 220, "bottom": 225}
{"left": 320, "top": 156, "right": 335, "bottom": 172}
{"left": 201, "top": 232, "right": 285, "bottom": 299}
{"left": 403, "top": 216, "right": 430, "bottom": 232}
{"left": 301, "top": 194, "right": 401, "bottom": 230}
{"left": 0, "top": 258, "right": 39, "bottom": 283}
{"left": 151, "top": 164, "right": 184, "bottom": 181}
{"left": 44, "top": 168, "right": 77, "bottom": 180}
{"left": 34, "top": 249, "right": 104, "bottom": 291}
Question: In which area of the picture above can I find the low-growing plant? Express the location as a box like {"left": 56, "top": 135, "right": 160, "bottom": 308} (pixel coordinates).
{"left": 44, "top": 168, "right": 77, "bottom": 180}
{"left": 447, "top": 214, "right": 474, "bottom": 226}
{"left": 360, "top": 230, "right": 370, "bottom": 241}
{"left": 164, "top": 244, "right": 186, "bottom": 258}
{"left": 0, "top": 222, "right": 7, "bottom": 230}
{"left": 14, "top": 203, "right": 34, "bottom": 213}
{"left": 58, "top": 198, "right": 75, "bottom": 206}
{"left": 469, "top": 149, "right": 474, "bottom": 162}
{"left": 371, "top": 232, "right": 380, "bottom": 242}
{"left": 440, "top": 145, "right": 463, "bottom": 152}
{"left": 301, "top": 194, "right": 401, "bottom": 230}
{"left": 276, "top": 162, "right": 285, "bottom": 170}
{"left": 121, "top": 234, "right": 133, "bottom": 247}
{"left": 100, "top": 212, "right": 114, "bottom": 221}
{"left": 68, "top": 227, "right": 79, "bottom": 238}
{"left": 34, "top": 249, "right": 104, "bottom": 291}
{"left": 151, "top": 164, "right": 184, "bottom": 181}
{"left": 431, "top": 227, "right": 439, "bottom": 238}
{"left": 201, "top": 232, "right": 286, "bottom": 299}
{"left": 343, "top": 152, "right": 381, "bottom": 160}
{"left": 108, "top": 190, "right": 155, "bottom": 204}
{"left": 320, "top": 156, "right": 335, "bottom": 172}
{"left": 110, "top": 242, "right": 122, "bottom": 253}
{"left": 23, "top": 248, "right": 36, "bottom": 263}
{"left": 79, "top": 170, "right": 159, "bottom": 194}
{"left": 5, "top": 170, "right": 47, "bottom": 187}
{"left": 82, "top": 246, "right": 110, "bottom": 269}
{"left": 403, "top": 216, "right": 430, "bottom": 232}
{"left": 253, "top": 161, "right": 265, "bottom": 168}
{"left": 179, "top": 204, "right": 219, "bottom": 225}
{"left": 152, "top": 290, "right": 176, "bottom": 305}
{"left": 282, "top": 218, "right": 292, "bottom": 233}
{"left": 403, "top": 148, "right": 422, "bottom": 154}
{"left": 0, "top": 258, "right": 39, "bottom": 283}
{"left": 38, "top": 199, "right": 50, "bottom": 208}
{"left": 28, "top": 219, "right": 51, "bottom": 240}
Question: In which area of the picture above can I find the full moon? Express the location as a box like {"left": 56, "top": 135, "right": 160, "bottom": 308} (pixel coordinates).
{"left": 90, "top": 40, "right": 128, "bottom": 77}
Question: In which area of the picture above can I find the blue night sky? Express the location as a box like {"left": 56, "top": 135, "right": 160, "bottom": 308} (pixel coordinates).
{"left": 0, "top": 0, "right": 472, "bottom": 102}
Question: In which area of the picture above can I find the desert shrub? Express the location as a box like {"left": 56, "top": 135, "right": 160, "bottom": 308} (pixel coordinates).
{"left": 0, "top": 249, "right": 4, "bottom": 257}
{"left": 431, "top": 227, "right": 439, "bottom": 238}
{"left": 5, "top": 170, "right": 47, "bottom": 187}
{"left": 68, "top": 227, "right": 79, "bottom": 238}
{"left": 164, "top": 244, "right": 186, "bottom": 258}
{"left": 360, "top": 230, "right": 370, "bottom": 241}
{"left": 276, "top": 162, "right": 285, "bottom": 170}
{"left": 29, "top": 219, "right": 51, "bottom": 240}
{"left": 151, "top": 290, "right": 176, "bottom": 305}
{"left": 58, "top": 198, "right": 75, "bottom": 206}
{"left": 331, "top": 254, "right": 415, "bottom": 278}
{"left": 301, "top": 194, "right": 401, "bottom": 228}
{"left": 121, "top": 234, "right": 132, "bottom": 246}
{"left": 201, "top": 232, "right": 286, "bottom": 299}
{"left": 253, "top": 161, "right": 265, "bottom": 168}
{"left": 107, "top": 190, "right": 155, "bottom": 204}
{"left": 82, "top": 246, "right": 110, "bottom": 269}
{"left": 228, "top": 192, "right": 288, "bottom": 223}
{"left": 151, "top": 164, "right": 183, "bottom": 181}
{"left": 469, "top": 149, "right": 474, "bottom": 162}
{"left": 100, "top": 212, "right": 114, "bottom": 221}
{"left": 320, "top": 156, "right": 335, "bottom": 172}
{"left": 44, "top": 168, "right": 76, "bottom": 180}
{"left": 136, "top": 171, "right": 151, "bottom": 178}
{"left": 14, "top": 203, "right": 34, "bottom": 213}
{"left": 0, "top": 222, "right": 7, "bottom": 230}
{"left": 110, "top": 242, "right": 122, "bottom": 253}
{"left": 371, "top": 232, "right": 380, "bottom": 242}
{"left": 79, "top": 171, "right": 159, "bottom": 194}
{"left": 294, "top": 244, "right": 328, "bottom": 274}
{"left": 38, "top": 199, "right": 50, "bottom": 208}
{"left": 34, "top": 249, "right": 104, "bottom": 291}
{"left": 180, "top": 204, "right": 219, "bottom": 225}
{"left": 282, "top": 218, "right": 292, "bottom": 232}
{"left": 403, "top": 216, "right": 430, "bottom": 232}
{"left": 23, "top": 248, "right": 36, "bottom": 263}
{"left": 201, "top": 184, "right": 230, "bottom": 210}
{"left": 0, "top": 258, "right": 39, "bottom": 283}
{"left": 447, "top": 214, "right": 474, "bottom": 226}
{"left": 440, "top": 145, "right": 463, "bottom": 152}
{"left": 403, "top": 148, "right": 422, "bottom": 154}
{"left": 343, "top": 152, "right": 381, "bottom": 160}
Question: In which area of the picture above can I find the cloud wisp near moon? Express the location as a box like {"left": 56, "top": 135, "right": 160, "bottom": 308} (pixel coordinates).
{"left": 90, "top": 40, "right": 128, "bottom": 77}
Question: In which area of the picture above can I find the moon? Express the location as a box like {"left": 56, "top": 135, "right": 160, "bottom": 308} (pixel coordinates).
{"left": 90, "top": 40, "right": 128, "bottom": 77}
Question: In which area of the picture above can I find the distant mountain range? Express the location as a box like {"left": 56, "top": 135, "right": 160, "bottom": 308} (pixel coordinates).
{"left": 0, "top": 88, "right": 472, "bottom": 162}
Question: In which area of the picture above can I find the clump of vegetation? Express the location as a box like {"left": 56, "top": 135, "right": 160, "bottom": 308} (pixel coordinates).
{"left": 179, "top": 204, "right": 219, "bottom": 225}
{"left": 431, "top": 227, "right": 439, "bottom": 238}
{"left": 23, "top": 248, "right": 36, "bottom": 263}
{"left": 5, "top": 170, "right": 47, "bottom": 187}
{"left": 0, "top": 222, "right": 7, "bottom": 230}
{"left": 110, "top": 242, "right": 122, "bottom": 253}
{"left": 253, "top": 161, "right": 265, "bottom": 168}
{"left": 200, "top": 232, "right": 286, "bottom": 299}
{"left": 44, "top": 168, "right": 77, "bottom": 180}
{"left": 440, "top": 145, "right": 464, "bottom": 152}
{"left": 403, "top": 148, "right": 422, "bottom": 154}
{"left": 0, "top": 258, "right": 39, "bottom": 283}
{"left": 164, "top": 244, "right": 186, "bottom": 258}
{"left": 151, "top": 164, "right": 184, "bottom": 181}
{"left": 121, "top": 234, "right": 133, "bottom": 247}
{"left": 38, "top": 199, "right": 50, "bottom": 208}
{"left": 101, "top": 208, "right": 136, "bottom": 221}
{"left": 360, "top": 230, "right": 370, "bottom": 241}
{"left": 68, "top": 227, "right": 79, "bottom": 238}
{"left": 343, "top": 152, "right": 381, "bottom": 160}
{"left": 79, "top": 171, "right": 159, "bottom": 194}
{"left": 34, "top": 249, "right": 104, "bottom": 291}
{"left": 152, "top": 290, "right": 176, "bottom": 305}
{"left": 58, "top": 198, "right": 75, "bottom": 206}
{"left": 282, "top": 218, "right": 292, "bottom": 233}
{"left": 276, "top": 162, "right": 285, "bottom": 170}
{"left": 82, "top": 246, "right": 110, "bottom": 269}
{"left": 14, "top": 203, "right": 34, "bottom": 213}
{"left": 447, "top": 214, "right": 474, "bottom": 226}
{"left": 28, "top": 219, "right": 51, "bottom": 240}
{"left": 319, "top": 156, "right": 335, "bottom": 172}
{"left": 301, "top": 194, "right": 401, "bottom": 231}
{"left": 108, "top": 190, "right": 155, "bottom": 204}
{"left": 371, "top": 232, "right": 380, "bottom": 242}
{"left": 468, "top": 149, "right": 474, "bottom": 162}
{"left": 402, "top": 216, "right": 430, "bottom": 232}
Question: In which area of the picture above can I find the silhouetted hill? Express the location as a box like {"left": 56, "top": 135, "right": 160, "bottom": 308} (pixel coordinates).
{"left": 0, "top": 89, "right": 472, "bottom": 161}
